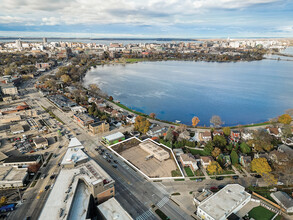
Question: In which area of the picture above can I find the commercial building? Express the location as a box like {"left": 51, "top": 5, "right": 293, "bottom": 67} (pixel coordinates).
{"left": 197, "top": 184, "right": 251, "bottom": 220}
{"left": 68, "top": 137, "right": 84, "bottom": 148}
{"left": 39, "top": 141, "right": 115, "bottom": 220}
{"left": 0, "top": 114, "right": 22, "bottom": 124}
{"left": 10, "top": 124, "right": 24, "bottom": 134}
{"left": 89, "top": 121, "right": 110, "bottom": 134}
{"left": 102, "top": 132, "right": 125, "bottom": 146}
{"left": 0, "top": 166, "right": 28, "bottom": 188}
{"left": 180, "top": 153, "right": 198, "bottom": 171}
{"left": 139, "top": 139, "right": 170, "bottom": 162}
{"left": 271, "top": 191, "right": 293, "bottom": 213}
{"left": 98, "top": 197, "right": 133, "bottom": 220}
{"left": 0, "top": 83, "right": 18, "bottom": 95}
{"left": 33, "top": 137, "right": 48, "bottom": 149}
{"left": 73, "top": 113, "right": 94, "bottom": 127}
{"left": 3, "top": 155, "right": 42, "bottom": 167}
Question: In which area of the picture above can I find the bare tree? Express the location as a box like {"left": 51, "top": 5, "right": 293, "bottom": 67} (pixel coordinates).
{"left": 210, "top": 115, "right": 224, "bottom": 128}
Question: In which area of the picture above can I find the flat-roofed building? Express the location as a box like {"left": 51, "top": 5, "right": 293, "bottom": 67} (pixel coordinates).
{"left": 68, "top": 137, "right": 84, "bottom": 149}
{"left": 0, "top": 83, "right": 18, "bottom": 95}
{"left": 39, "top": 143, "right": 115, "bottom": 220}
{"left": 73, "top": 113, "right": 94, "bottom": 127}
{"left": 89, "top": 121, "right": 110, "bottom": 134}
{"left": 10, "top": 124, "right": 24, "bottom": 134}
{"left": 102, "top": 132, "right": 125, "bottom": 146}
{"left": 3, "top": 155, "right": 42, "bottom": 167}
{"left": 0, "top": 166, "right": 28, "bottom": 188}
{"left": 139, "top": 139, "right": 169, "bottom": 162}
{"left": 33, "top": 137, "right": 48, "bottom": 149}
{"left": 197, "top": 184, "right": 251, "bottom": 220}
{"left": 271, "top": 191, "right": 293, "bottom": 213}
{"left": 98, "top": 197, "right": 133, "bottom": 220}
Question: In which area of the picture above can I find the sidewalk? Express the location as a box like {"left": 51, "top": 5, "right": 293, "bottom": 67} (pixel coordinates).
{"left": 232, "top": 165, "right": 243, "bottom": 177}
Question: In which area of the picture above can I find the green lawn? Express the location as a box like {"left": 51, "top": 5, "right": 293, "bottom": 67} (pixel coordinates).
{"left": 247, "top": 186, "right": 276, "bottom": 202}
{"left": 194, "top": 169, "right": 204, "bottom": 176}
{"left": 184, "top": 167, "right": 194, "bottom": 177}
{"left": 171, "top": 169, "right": 182, "bottom": 177}
{"left": 174, "top": 179, "right": 185, "bottom": 181}
{"left": 248, "top": 206, "right": 280, "bottom": 220}
{"left": 189, "top": 148, "right": 211, "bottom": 156}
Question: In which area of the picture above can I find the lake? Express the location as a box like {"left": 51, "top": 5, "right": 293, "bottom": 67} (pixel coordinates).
{"left": 83, "top": 59, "right": 293, "bottom": 126}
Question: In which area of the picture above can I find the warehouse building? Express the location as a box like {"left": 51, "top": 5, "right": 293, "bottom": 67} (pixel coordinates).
{"left": 3, "top": 155, "right": 42, "bottom": 167}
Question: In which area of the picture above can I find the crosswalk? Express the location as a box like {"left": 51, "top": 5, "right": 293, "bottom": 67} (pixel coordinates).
{"left": 156, "top": 196, "right": 169, "bottom": 208}
{"left": 136, "top": 209, "right": 154, "bottom": 220}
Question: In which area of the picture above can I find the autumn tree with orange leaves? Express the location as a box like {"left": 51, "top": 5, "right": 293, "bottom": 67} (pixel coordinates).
{"left": 192, "top": 116, "right": 200, "bottom": 127}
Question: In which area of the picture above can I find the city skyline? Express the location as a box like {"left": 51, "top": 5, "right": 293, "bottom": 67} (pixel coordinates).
{"left": 0, "top": 0, "right": 293, "bottom": 38}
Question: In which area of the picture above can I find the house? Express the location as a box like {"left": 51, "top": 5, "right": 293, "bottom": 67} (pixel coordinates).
{"left": 126, "top": 115, "right": 136, "bottom": 124}
{"left": 146, "top": 124, "right": 167, "bottom": 137}
{"left": 267, "top": 127, "right": 282, "bottom": 138}
{"left": 178, "top": 130, "right": 191, "bottom": 140}
{"left": 230, "top": 130, "right": 241, "bottom": 142}
{"left": 213, "top": 130, "right": 223, "bottom": 136}
{"left": 271, "top": 191, "right": 293, "bottom": 213}
{"left": 33, "top": 137, "right": 48, "bottom": 149}
{"left": 73, "top": 113, "right": 94, "bottom": 127}
{"left": 70, "top": 106, "right": 87, "bottom": 113}
{"left": 180, "top": 153, "right": 198, "bottom": 171}
{"left": 269, "top": 150, "right": 289, "bottom": 165}
{"left": 239, "top": 155, "right": 251, "bottom": 168}
{"left": 200, "top": 156, "right": 214, "bottom": 169}
{"left": 278, "top": 144, "right": 293, "bottom": 157}
{"left": 199, "top": 131, "right": 212, "bottom": 142}
{"left": 89, "top": 121, "right": 110, "bottom": 134}
{"left": 241, "top": 130, "right": 253, "bottom": 141}
{"left": 10, "top": 124, "right": 24, "bottom": 134}
{"left": 173, "top": 148, "right": 184, "bottom": 157}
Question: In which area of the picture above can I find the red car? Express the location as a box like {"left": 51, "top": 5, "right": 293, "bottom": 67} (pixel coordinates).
{"left": 210, "top": 186, "right": 218, "bottom": 192}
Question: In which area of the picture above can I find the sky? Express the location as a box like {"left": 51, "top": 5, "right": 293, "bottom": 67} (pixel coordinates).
{"left": 0, "top": 0, "right": 292, "bottom": 38}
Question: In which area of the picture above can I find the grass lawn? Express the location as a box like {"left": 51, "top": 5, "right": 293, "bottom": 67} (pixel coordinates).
{"left": 248, "top": 186, "right": 276, "bottom": 202}
{"left": 248, "top": 206, "right": 280, "bottom": 220}
{"left": 174, "top": 179, "right": 185, "bottom": 181}
{"left": 184, "top": 167, "right": 194, "bottom": 177}
{"left": 194, "top": 169, "right": 204, "bottom": 176}
{"left": 171, "top": 169, "right": 182, "bottom": 177}
{"left": 189, "top": 148, "right": 210, "bottom": 156}
{"left": 221, "top": 169, "right": 235, "bottom": 175}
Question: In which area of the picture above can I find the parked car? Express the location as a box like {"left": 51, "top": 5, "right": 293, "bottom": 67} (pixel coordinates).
{"left": 216, "top": 176, "right": 224, "bottom": 181}
{"left": 254, "top": 174, "right": 262, "bottom": 178}
{"left": 107, "top": 159, "right": 111, "bottom": 163}
{"left": 232, "top": 175, "right": 239, "bottom": 180}
{"left": 113, "top": 160, "right": 118, "bottom": 163}
{"left": 218, "top": 185, "right": 226, "bottom": 189}
{"left": 210, "top": 186, "right": 218, "bottom": 192}
{"left": 50, "top": 174, "right": 55, "bottom": 179}
{"left": 195, "top": 178, "right": 203, "bottom": 182}
{"left": 45, "top": 185, "right": 50, "bottom": 191}
{"left": 41, "top": 174, "right": 46, "bottom": 179}
{"left": 112, "top": 164, "right": 118, "bottom": 168}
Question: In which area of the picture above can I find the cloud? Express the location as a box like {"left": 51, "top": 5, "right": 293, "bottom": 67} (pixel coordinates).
{"left": 41, "top": 17, "right": 60, "bottom": 26}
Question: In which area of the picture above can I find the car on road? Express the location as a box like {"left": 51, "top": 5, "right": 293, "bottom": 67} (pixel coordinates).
{"left": 107, "top": 159, "right": 111, "bottom": 163}
{"left": 45, "top": 185, "right": 50, "bottom": 191}
{"left": 254, "top": 174, "right": 262, "bottom": 178}
{"left": 41, "top": 174, "right": 46, "bottom": 179}
{"left": 103, "top": 155, "right": 107, "bottom": 159}
{"left": 113, "top": 160, "right": 118, "bottom": 164}
{"left": 218, "top": 185, "right": 226, "bottom": 189}
{"left": 95, "top": 148, "right": 99, "bottom": 151}
{"left": 195, "top": 178, "right": 203, "bottom": 182}
{"left": 58, "top": 145, "right": 62, "bottom": 149}
{"left": 50, "top": 174, "right": 55, "bottom": 179}
{"left": 232, "top": 175, "right": 239, "bottom": 179}
{"left": 112, "top": 164, "right": 118, "bottom": 168}
{"left": 216, "top": 176, "right": 224, "bottom": 181}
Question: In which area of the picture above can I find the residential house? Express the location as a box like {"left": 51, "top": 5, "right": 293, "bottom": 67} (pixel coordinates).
{"left": 104, "top": 107, "right": 113, "bottom": 115}
{"left": 241, "top": 130, "right": 253, "bottom": 141}
{"left": 271, "top": 191, "right": 293, "bottom": 213}
{"left": 126, "top": 115, "right": 136, "bottom": 124}
{"left": 200, "top": 156, "right": 214, "bottom": 169}
{"left": 267, "top": 127, "right": 282, "bottom": 138}
{"left": 213, "top": 130, "right": 223, "bottom": 136}
{"left": 269, "top": 150, "right": 289, "bottom": 165}
{"left": 180, "top": 153, "right": 199, "bottom": 172}
{"left": 89, "top": 121, "right": 110, "bottom": 134}
{"left": 178, "top": 130, "right": 191, "bottom": 141}
{"left": 199, "top": 131, "right": 212, "bottom": 142}
{"left": 239, "top": 155, "right": 252, "bottom": 168}
{"left": 173, "top": 148, "right": 184, "bottom": 157}
{"left": 146, "top": 125, "right": 167, "bottom": 137}
{"left": 278, "top": 144, "right": 293, "bottom": 157}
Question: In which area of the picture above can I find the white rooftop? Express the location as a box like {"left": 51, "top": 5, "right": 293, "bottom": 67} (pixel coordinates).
{"left": 104, "top": 132, "right": 124, "bottom": 142}
{"left": 98, "top": 197, "right": 133, "bottom": 220}
{"left": 68, "top": 137, "right": 83, "bottom": 148}
{"left": 198, "top": 184, "right": 251, "bottom": 219}
{"left": 0, "top": 166, "right": 27, "bottom": 183}
{"left": 61, "top": 147, "right": 89, "bottom": 166}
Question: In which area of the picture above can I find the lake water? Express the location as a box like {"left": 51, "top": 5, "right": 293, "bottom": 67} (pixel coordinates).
{"left": 83, "top": 59, "right": 293, "bottom": 126}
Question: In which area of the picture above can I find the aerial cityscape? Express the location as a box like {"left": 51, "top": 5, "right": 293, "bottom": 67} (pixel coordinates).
{"left": 0, "top": 1, "right": 293, "bottom": 220}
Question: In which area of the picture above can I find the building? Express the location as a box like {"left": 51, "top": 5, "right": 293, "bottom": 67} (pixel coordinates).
{"left": 239, "top": 155, "right": 251, "bottom": 168}
{"left": 0, "top": 83, "right": 18, "bottom": 95}
{"left": 269, "top": 150, "right": 289, "bottom": 165}
{"left": 199, "top": 131, "right": 212, "bottom": 142}
{"left": 39, "top": 144, "right": 115, "bottom": 220}
{"left": 97, "top": 197, "right": 133, "bottom": 220}
{"left": 89, "top": 121, "right": 110, "bottom": 134}
{"left": 0, "top": 166, "right": 28, "bottom": 188}
{"left": 180, "top": 153, "right": 198, "bottom": 171}
{"left": 33, "top": 137, "right": 48, "bottom": 149}
{"left": 139, "top": 139, "right": 170, "bottom": 162}
{"left": 102, "top": 132, "right": 125, "bottom": 146}
{"left": 271, "top": 191, "right": 293, "bottom": 213}
{"left": 3, "top": 155, "right": 42, "bottom": 167}
{"left": 73, "top": 113, "right": 94, "bottom": 127}
{"left": 197, "top": 184, "right": 251, "bottom": 220}
{"left": 278, "top": 144, "right": 293, "bottom": 157}
{"left": 146, "top": 124, "right": 167, "bottom": 137}
{"left": 68, "top": 137, "right": 84, "bottom": 148}
{"left": 200, "top": 156, "right": 214, "bottom": 169}
{"left": 10, "top": 124, "right": 24, "bottom": 134}
{"left": 267, "top": 127, "right": 282, "bottom": 138}
{"left": 0, "top": 114, "right": 22, "bottom": 124}
{"left": 230, "top": 130, "right": 241, "bottom": 142}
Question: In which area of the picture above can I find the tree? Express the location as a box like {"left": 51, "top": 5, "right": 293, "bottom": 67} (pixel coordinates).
{"left": 61, "top": 74, "right": 71, "bottom": 83}
{"left": 109, "top": 96, "right": 114, "bottom": 101}
{"left": 278, "top": 114, "right": 292, "bottom": 125}
{"left": 223, "top": 127, "right": 231, "bottom": 136}
{"left": 212, "top": 147, "right": 221, "bottom": 159}
{"left": 192, "top": 116, "right": 200, "bottom": 127}
{"left": 134, "top": 116, "right": 151, "bottom": 134}
{"left": 0, "top": 196, "right": 6, "bottom": 206}
{"left": 213, "top": 135, "right": 227, "bottom": 149}
{"left": 207, "top": 161, "right": 223, "bottom": 175}
{"left": 240, "top": 142, "right": 251, "bottom": 154}
{"left": 247, "top": 130, "right": 273, "bottom": 152}
{"left": 230, "top": 150, "right": 239, "bottom": 165}
{"left": 210, "top": 115, "right": 223, "bottom": 127}
{"left": 251, "top": 158, "right": 272, "bottom": 174}
{"left": 88, "top": 84, "right": 100, "bottom": 94}
{"left": 204, "top": 141, "right": 215, "bottom": 155}
{"left": 88, "top": 104, "right": 96, "bottom": 115}
{"left": 226, "top": 143, "right": 233, "bottom": 151}
{"left": 165, "top": 127, "right": 175, "bottom": 142}
{"left": 282, "top": 124, "right": 292, "bottom": 138}
{"left": 93, "top": 109, "right": 99, "bottom": 117}
{"left": 149, "top": 113, "right": 156, "bottom": 119}
{"left": 101, "top": 115, "right": 108, "bottom": 120}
